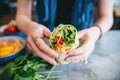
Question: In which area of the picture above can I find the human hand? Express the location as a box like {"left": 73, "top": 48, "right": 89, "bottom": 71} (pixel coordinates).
{"left": 26, "top": 22, "right": 58, "bottom": 66}
{"left": 66, "top": 27, "right": 101, "bottom": 63}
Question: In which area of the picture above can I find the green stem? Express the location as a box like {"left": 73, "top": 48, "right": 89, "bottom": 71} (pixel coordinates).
{"left": 47, "top": 76, "right": 64, "bottom": 79}
{"left": 38, "top": 70, "right": 62, "bottom": 74}
{"left": 46, "top": 66, "right": 56, "bottom": 79}
{"left": 13, "top": 66, "right": 22, "bottom": 70}
{"left": 16, "top": 53, "right": 29, "bottom": 66}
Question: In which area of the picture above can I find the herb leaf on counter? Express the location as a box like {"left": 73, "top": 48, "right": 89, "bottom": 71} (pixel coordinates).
{"left": 0, "top": 62, "right": 16, "bottom": 80}
{"left": 0, "top": 52, "right": 63, "bottom": 80}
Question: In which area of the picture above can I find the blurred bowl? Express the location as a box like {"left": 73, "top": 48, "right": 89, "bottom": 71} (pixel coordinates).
{"left": 0, "top": 36, "right": 26, "bottom": 65}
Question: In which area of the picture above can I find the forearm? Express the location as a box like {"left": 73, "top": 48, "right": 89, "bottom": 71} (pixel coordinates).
{"left": 16, "top": 15, "right": 35, "bottom": 35}
{"left": 93, "top": 0, "right": 114, "bottom": 36}
{"left": 16, "top": 0, "right": 36, "bottom": 35}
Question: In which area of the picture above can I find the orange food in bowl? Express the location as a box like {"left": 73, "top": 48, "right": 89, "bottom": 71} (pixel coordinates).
{"left": 0, "top": 39, "right": 23, "bottom": 58}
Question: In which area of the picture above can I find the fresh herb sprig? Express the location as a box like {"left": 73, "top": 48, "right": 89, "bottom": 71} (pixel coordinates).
{"left": 0, "top": 52, "right": 63, "bottom": 80}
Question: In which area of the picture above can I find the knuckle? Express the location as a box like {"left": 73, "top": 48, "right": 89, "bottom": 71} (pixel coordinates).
{"left": 37, "top": 41, "right": 42, "bottom": 49}
{"left": 47, "top": 49, "right": 54, "bottom": 56}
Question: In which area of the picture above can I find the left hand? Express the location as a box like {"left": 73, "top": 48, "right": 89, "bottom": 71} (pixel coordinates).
{"left": 66, "top": 26, "right": 101, "bottom": 63}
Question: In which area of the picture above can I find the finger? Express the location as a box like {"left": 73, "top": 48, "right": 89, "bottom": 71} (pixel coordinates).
{"left": 79, "top": 44, "right": 94, "bottom": 63}
{"left": 66, "top": 53, "right": 86, "bottom": 63}
{"left": 66, "top": 52, "right": 87, "bottom": 63}
{"left": 44, "top": 28, "right": 51, "bottom": 38}
{"left": 80, "top": 45, "right": 94, "bottom": 62}
{"left": 27, "top": 37, "right": 38, "bottom": 56}
{"left": 34, "top": 50, "right": 58, "bottom": 66}
{"left": 27, "top": 37, "right": 58, "bottom": 66}
{"left": 66, "top": 44, "right": 94, "bottom": 63}
{"left": 66, "top": 55, "right": 81, "bottom": 63}
{"left": 67, "top": 59, "right": 80, "bottom": 63}
{"left": 35, "top": 38, "right": 58, "bottom": 58}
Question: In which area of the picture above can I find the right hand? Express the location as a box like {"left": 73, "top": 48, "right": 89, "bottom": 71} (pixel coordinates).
{"left": 26, "top": 22, "right": 58, "bottom": 66}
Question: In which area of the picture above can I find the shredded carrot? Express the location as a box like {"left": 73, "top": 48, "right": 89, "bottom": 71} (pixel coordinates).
{"left": 65, "top": 47, "right": 72, "bottom": 52}
{"left": 55, "top": 43, "right": 62, "bottom": 49}
{"left": 55, "top": 43, "right": 63, "bottom": 54}
{"left": 60, "top": 47, "right": 62, "bottom": 54}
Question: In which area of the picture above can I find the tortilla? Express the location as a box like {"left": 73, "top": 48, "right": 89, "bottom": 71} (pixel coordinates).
{"left": 49, "top": 24, "right": 79, "bottom": 64}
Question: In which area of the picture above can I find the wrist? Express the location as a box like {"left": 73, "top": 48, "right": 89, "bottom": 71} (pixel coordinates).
{"left": 92, "top": 24, "right": 103, "bottom": 40}
{"left": 90, "top": 26, "right": 101, "bottom": 41}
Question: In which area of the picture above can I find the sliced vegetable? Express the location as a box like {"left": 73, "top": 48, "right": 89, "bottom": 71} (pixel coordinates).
{"left": 0, "top": 39, "right": 23, "bottom": 58}
{"left": 6, "top": 24, "right": 19, "bottom": 33}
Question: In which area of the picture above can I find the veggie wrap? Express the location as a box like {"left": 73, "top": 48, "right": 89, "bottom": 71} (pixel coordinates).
{"left": 49, "top": 24, "right": 79, "bottom": 64}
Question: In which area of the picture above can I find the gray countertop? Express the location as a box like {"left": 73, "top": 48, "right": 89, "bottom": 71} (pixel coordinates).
{"left": 0, "top": 30, "right": 120, "bottom": 80}
{"left": 54, "top": 30, "right": 120, "bottom": 80}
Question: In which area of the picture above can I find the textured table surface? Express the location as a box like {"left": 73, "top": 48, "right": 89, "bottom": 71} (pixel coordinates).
{"left": 55, "top": 30, "right": 120, "bottom": 80}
